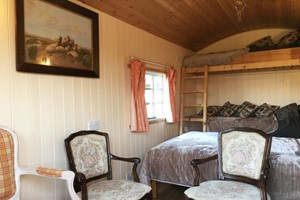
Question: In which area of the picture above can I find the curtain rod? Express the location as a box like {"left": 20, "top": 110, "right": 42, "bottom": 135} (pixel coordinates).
{"left": 130, "top": 56, "right": 169, "bottom": 69}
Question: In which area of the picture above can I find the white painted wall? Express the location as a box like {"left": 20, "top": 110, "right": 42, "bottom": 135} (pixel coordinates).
{"left": 0, "top": 0, "right": 191, "bottom": 199}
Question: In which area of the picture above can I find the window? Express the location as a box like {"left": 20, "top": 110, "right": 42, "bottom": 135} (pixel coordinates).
{"left": 145, "top": 71, "right": 166, "bottom": 120}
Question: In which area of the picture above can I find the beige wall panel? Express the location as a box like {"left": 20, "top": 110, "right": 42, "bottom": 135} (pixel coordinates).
{"left": 62, "top": 78, "right": 76, "bottom": 135}
{"left": 52, "top": 76, "right": 69, "bottom": 199}
{"left": 2, "top": 0, "right": 190, "bottom": 198}
{"left": 38, "top": 76, "right": 57, "bottom": 199}
{"left": 208, "top": 69, "right": 300, "bottom": 106}
{"left": 0, "top": 0, "right": 12, "bottom": 125}
{"left": 81, "top": 79, "right": 92, "bottom": 129}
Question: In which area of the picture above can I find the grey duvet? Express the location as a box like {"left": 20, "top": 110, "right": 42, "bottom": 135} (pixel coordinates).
{"left": 139, "top": 131, "right": 300, "bottom": 200}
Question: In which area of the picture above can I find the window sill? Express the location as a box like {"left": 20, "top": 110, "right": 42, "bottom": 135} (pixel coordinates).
{"left": 149, "top": 118, "right": 165, "bottom": 124}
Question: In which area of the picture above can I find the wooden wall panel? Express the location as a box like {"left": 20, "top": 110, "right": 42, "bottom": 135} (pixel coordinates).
{"left": 208, "top": 69, "right": 300, "bottom": 106}
{"left": 0, "top": 0, "right": 190, "bottom": 199}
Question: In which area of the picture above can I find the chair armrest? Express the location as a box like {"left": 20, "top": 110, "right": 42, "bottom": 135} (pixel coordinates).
{"left": 111, "top": 154, "right": 141, "bottom": 182}
{"left": 190, "top": 154, "right": 218, "bottom": 186}
{"left": 18, "top": 167, "right": 80, "bottom": 200}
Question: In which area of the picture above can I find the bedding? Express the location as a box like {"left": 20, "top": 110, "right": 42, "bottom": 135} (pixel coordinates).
{"left": 182, "top": 48, "right": 249, "bottom": 67}
{"left": 183, "top": 115, "right": 278, "bottom": 134}
{"left": 139, "top": 131, "right": 300, "bottom": 200}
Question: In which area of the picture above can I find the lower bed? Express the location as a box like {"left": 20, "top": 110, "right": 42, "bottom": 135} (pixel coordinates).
{"left": 139, "top": 131, "right": 300, "bottom": 200}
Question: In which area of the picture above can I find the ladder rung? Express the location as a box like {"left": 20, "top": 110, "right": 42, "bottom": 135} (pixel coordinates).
{"left": 183, "top": 118, "right": 204, "bottom": 122}
{"left": 184, "top": 104, "right": 203, "bottom": 108}
{"left": 183, "top": 90, "right": 206, "bottom": 94}
{"left": 183, "top": 75, "right": 205, "bottom": 80}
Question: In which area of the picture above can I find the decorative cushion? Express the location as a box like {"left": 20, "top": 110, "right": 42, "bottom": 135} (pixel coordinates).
{"left": 0, "top": 129, "right": 16, "bottom": 199}
{"left": 277, "top": 30, "right": 300, "bottom": 48}
{"left": 233, "top": 101, "right": 258, "bottom": 118}
{"left": 184, "top": 180, "right": 270, "bottom": 200}
{"left": 218, "top": 101, "right": 240, "bottom": 117}
{"left": 254, "top": 103, "right": 280, "bottom": 118}
{"left": 270, "top": 103, "right": 300, "bottom": 138}
{"left": 207, "top": 106, "right": 222, "bottom": 116}
{"left": 77, "top": 179, "right": 152, "bottom": 200}
{"left": 70, "top": 134, "right": 108, "bottom": 179}
{"left": 198, "top": 106, "right": 222, "bottom": 117}
{"left": 247, "top": 36, "right": 275, "bottom": 52}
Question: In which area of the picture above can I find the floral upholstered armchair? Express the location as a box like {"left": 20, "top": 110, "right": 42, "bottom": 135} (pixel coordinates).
{"left": 64, "top": 130, "right": 152, "bottom": 200}
{"left": 0, "top": 125, "right": 79, "bottom": 200}
{"left": 184, "top": 127, "right": 272, "bottom": 200}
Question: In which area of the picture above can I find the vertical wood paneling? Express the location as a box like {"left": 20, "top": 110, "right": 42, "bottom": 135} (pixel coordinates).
{"left": 52, "top": 76, "right": 68, "bottom": 199}
{"left": 39, "top": 76, "right": 56, "bottom": 199}
{"left": 208, "top": 69, "right": 300, "bottom": 106}
{"left": 81, "top": 79, "right": 92, "bottom": 128}
{"left": 63, "top": 78, "right": 76, "bottom": 135}
{"left": 73, "top": 78, "right": 84, "bottom": 130}
{"left": 0, "top": 0, "right": 12, "bottom": 125}
{"left": 2, "top": 0, "right": 190, "bottom": 199}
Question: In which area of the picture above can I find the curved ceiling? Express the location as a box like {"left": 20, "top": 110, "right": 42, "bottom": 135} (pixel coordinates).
{"left": 78, "top": 0, "right": 300, "bottom": 52}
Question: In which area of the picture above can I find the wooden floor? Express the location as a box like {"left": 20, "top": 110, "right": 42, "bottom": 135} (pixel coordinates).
{"left": 155, "top": 182, "right": 188, "bottom": 200}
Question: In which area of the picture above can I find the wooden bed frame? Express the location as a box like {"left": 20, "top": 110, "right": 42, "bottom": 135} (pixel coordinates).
{"left": 184, "top": 47, "right": 300, "bottom": 74}
{"left": 154, "top": 47, "right": 300, "bottom": 198}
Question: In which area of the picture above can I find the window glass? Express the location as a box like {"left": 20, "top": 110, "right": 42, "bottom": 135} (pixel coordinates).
{"left": 145, "top": 71, "right": 166, "bottom": 119}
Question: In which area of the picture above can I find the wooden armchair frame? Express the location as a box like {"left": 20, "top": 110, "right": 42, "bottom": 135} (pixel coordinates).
{"left": 64, "top": 130, "right": 152, "bottom": 200}
{"left": 185, "top": 127, "right": 272, "bottom": 200}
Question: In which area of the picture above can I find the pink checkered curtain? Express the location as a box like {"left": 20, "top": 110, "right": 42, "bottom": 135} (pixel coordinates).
{"left": 130, "top": 60, "right": 149, "bottom": 132}
{"left": 165, "top": 68, "right": 179, "bottom": 123}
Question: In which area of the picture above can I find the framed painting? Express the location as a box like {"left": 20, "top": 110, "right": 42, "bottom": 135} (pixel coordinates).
{"left": 16, "top": 0, "right": 99, "bottom": 78}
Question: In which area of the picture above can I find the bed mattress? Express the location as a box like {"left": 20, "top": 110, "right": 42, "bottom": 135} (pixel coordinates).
{"left": 139, "top": 131, "right": 300, "bottom": 200}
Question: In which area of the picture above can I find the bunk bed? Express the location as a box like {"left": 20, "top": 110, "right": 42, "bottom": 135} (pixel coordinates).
{"left": 180, "top": 46, "right": 300, "bottom": 134}
{"left": 140, "top": 46, "right": 300, "bottom": 200}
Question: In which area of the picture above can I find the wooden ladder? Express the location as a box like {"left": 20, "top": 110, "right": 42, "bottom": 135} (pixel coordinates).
{"left": 179, "top": 65, "right": 208, "bottom": 134}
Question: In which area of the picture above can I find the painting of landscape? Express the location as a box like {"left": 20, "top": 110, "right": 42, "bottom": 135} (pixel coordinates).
{"left": 24, "top": 0, "right": 93, "bottom": 70}
{"left": 25, "top": 34, "right": 93, "bottom": 69}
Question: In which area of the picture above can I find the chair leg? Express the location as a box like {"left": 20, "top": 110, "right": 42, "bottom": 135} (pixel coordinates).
{"left": 147, "top": 191, "right": 153, "bottom": 200}
{"left": 141, "top": 191, "right": 153, "bottom": 200}
{"left": 150, "top": 180, "right": 157, "bottom": 199}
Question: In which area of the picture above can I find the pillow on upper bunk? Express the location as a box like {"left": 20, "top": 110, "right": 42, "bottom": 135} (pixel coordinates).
{"left": 218, "top": 101, "right": 240, "bottom": 117}
{"left": 277, "top": 30, "right": 300, "bottom": 48}
{"left": 254, "top": 103, "right": 280, "bottom": 118}
{"left": 247, "top": 36, "right": 275, "bottom": 52}
{"left": 233, "top": 101, "right": 258, "bottom": 118}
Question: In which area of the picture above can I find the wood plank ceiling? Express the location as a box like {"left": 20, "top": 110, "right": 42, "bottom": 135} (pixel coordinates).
{"left": 79, "top": 0, "right": 300, "bottom": 52}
